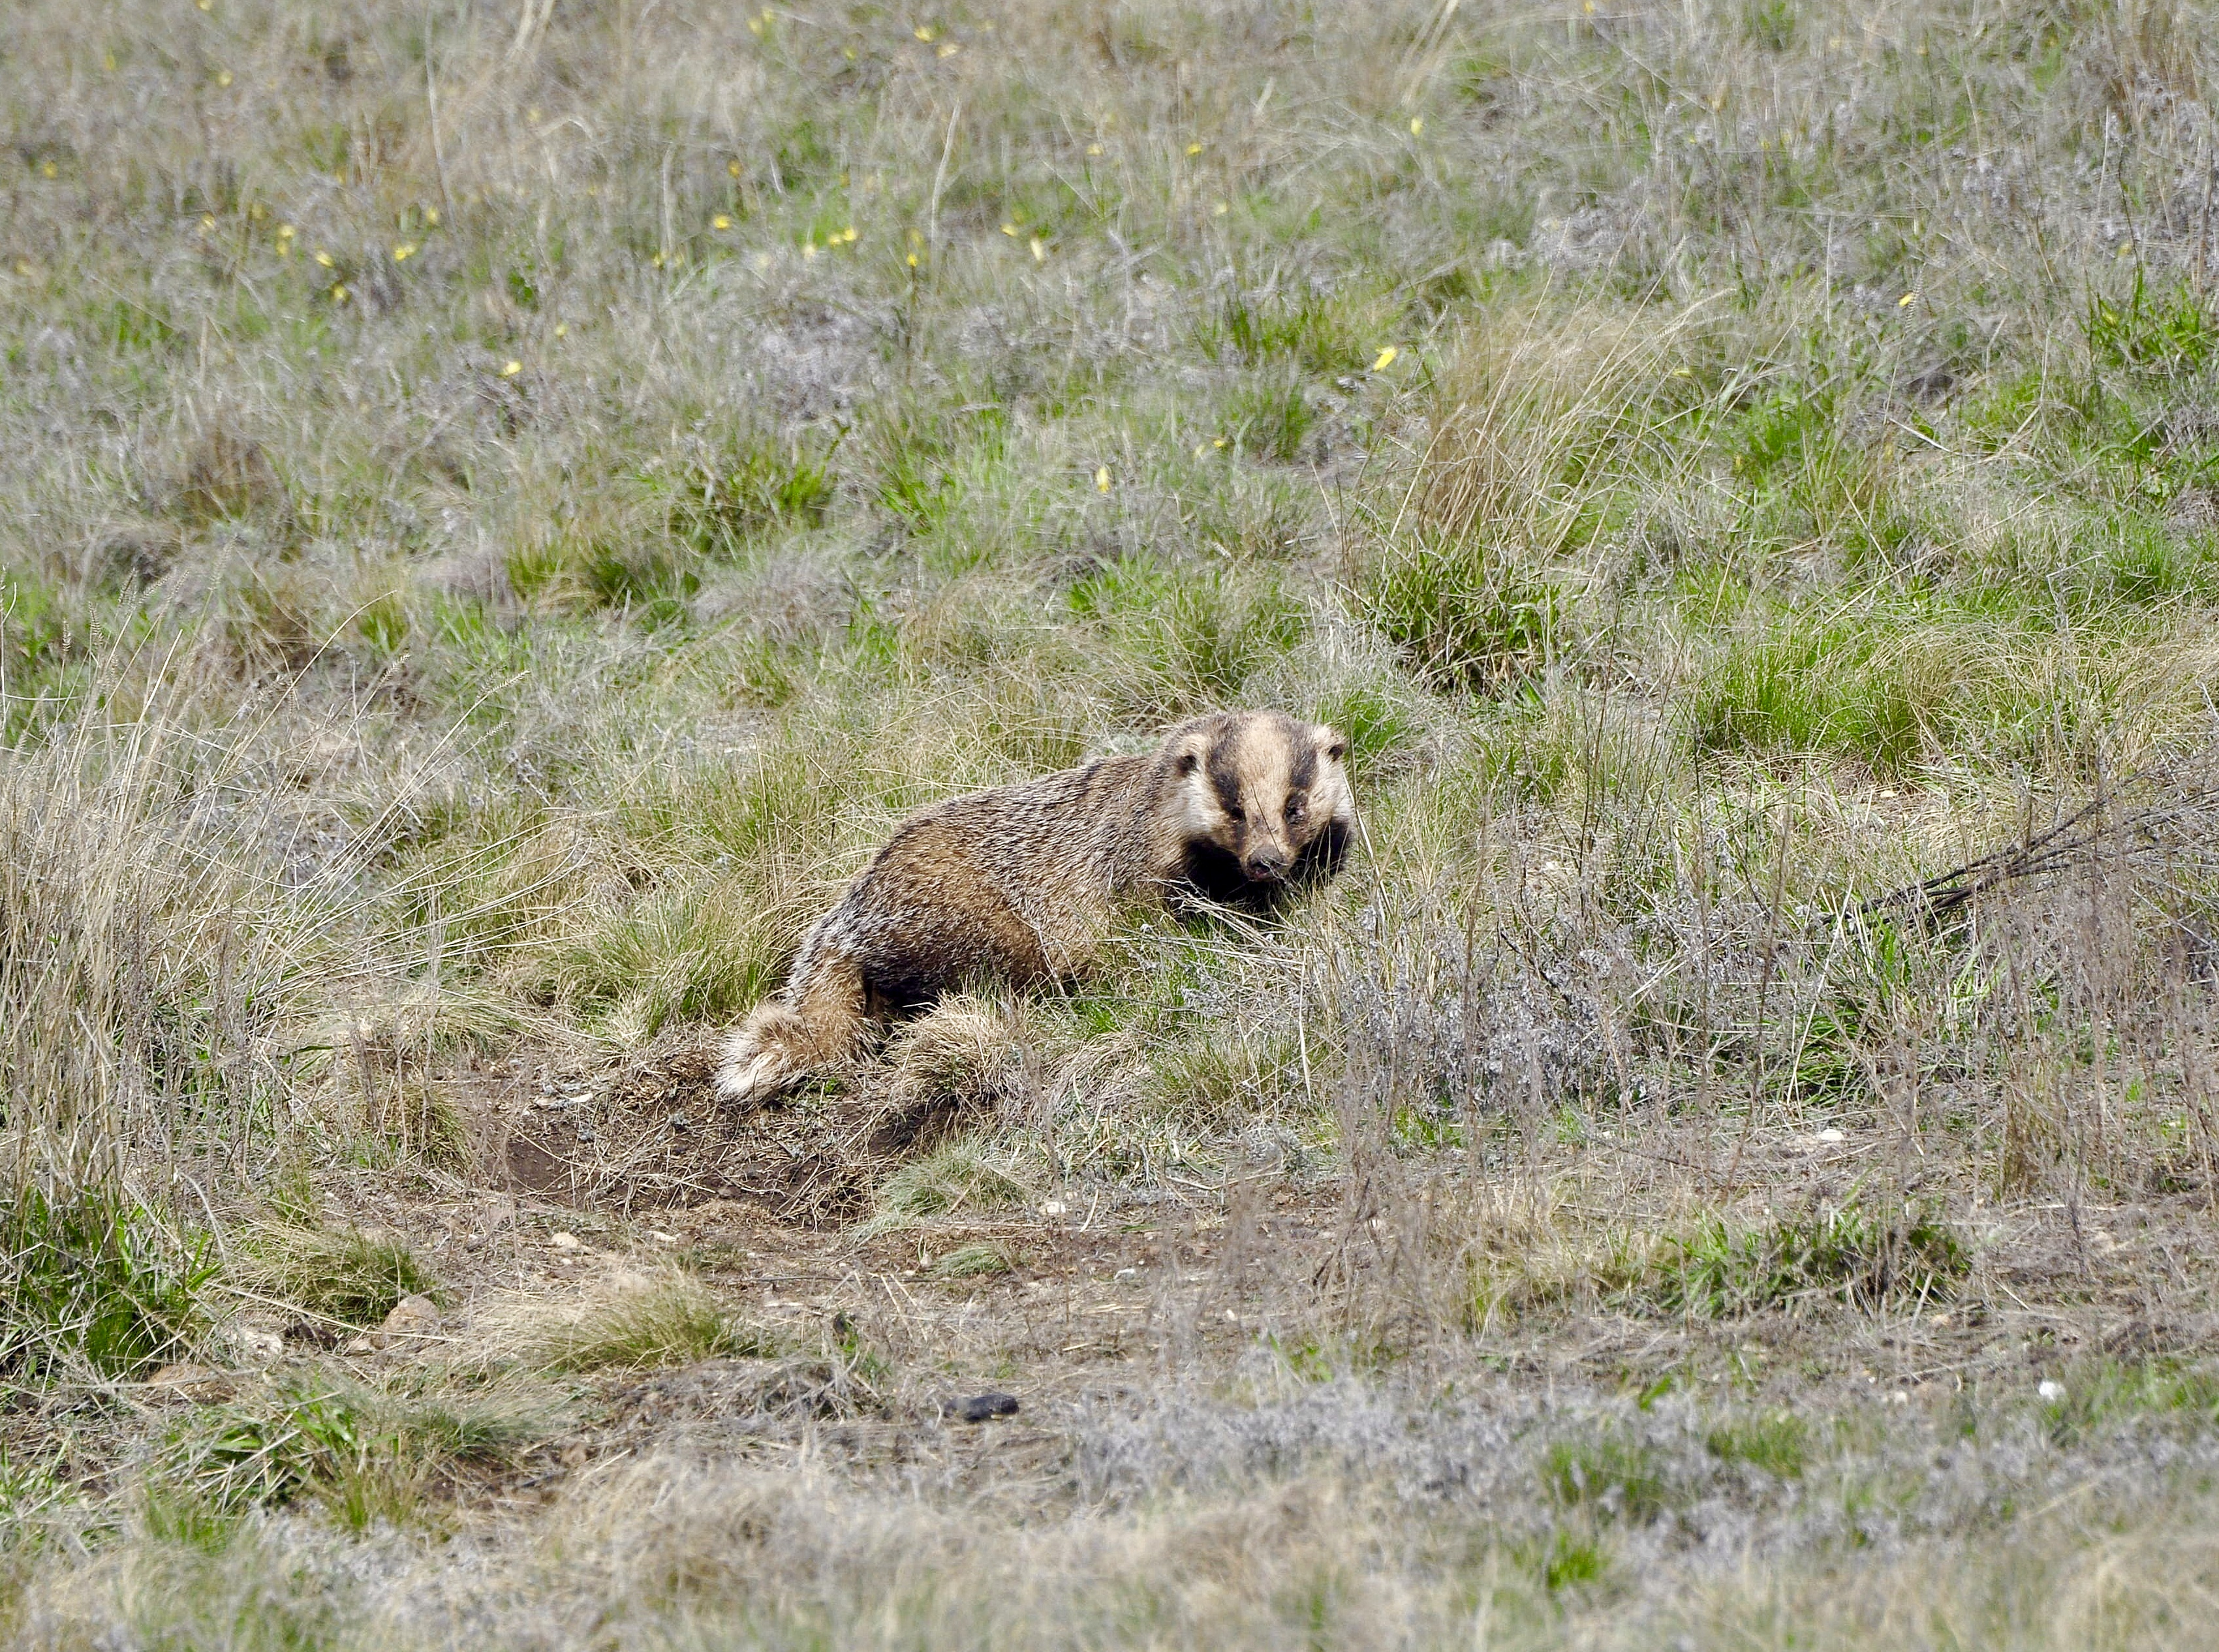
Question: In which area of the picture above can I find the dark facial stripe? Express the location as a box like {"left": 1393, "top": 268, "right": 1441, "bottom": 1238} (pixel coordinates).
{"left": 1205, "top": 722, "right": 1245, "bottom": 816}
{"left": 1288, "top": 739, "right": 1317, "bottom": 793}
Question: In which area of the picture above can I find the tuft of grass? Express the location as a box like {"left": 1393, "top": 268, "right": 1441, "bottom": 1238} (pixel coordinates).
{"left": 236, "top": 1221, "right": 439, "bottom": 1330}
{"left": 1540, "top": 1433, "right": 1672, "bottom": 1523}
{"left": 1639, "top": 1205, "right": 1965, "bottom": 1319}
{"left": 1705, "top": 1412, "right": 1809, "bottom": 1479}
{"left": 1359, "top": 535, "right": 1562, "bottom": 696}
{"left": 519, "top": 1279, "right": 774, "bottom": 1375}
{"left": 162, "top": 1375, "right": 544, "bottom": 1527}
{"left": 928, "top": 1241, "right": 1016, "bottom": 1280}
{"left": 860, "top": 1139, "right": 1033, "bottom": 1238}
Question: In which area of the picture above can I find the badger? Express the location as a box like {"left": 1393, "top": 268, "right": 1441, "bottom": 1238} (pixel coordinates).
{"left": 714, "top": 709, "right": 1354, "bottom": 1104}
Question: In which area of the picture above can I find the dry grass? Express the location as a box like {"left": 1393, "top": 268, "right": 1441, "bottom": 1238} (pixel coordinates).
{"left": 10, "top": 0, "right": 2219, "bottom": 1645}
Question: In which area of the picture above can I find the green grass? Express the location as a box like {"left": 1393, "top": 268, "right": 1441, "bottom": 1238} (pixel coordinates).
{"left": 525, "top": 1280, "right": 775, "bottom": 1375}
{"left": 0, "top": 1185, "right": 213, "bottom": 1379}
{"left": 12, "top": 0, "right": 2219, "bottom": 1643}
{"left": 235, "top": 1222, "right": 439, "bottom": 1330}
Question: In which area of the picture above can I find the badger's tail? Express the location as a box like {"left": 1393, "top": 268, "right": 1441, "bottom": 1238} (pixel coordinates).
{"left": 713, "top": 950, "right": 869, "bottom": 1106}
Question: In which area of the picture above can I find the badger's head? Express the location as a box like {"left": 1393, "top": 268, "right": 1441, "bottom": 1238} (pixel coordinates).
{"left": 1162, "top": 710, "right": 1354, "bottom": 891}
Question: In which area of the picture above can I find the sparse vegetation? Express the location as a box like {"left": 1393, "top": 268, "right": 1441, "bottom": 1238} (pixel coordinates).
{"left": 10, "top": 0, "right": 2219, "bottom": 1645}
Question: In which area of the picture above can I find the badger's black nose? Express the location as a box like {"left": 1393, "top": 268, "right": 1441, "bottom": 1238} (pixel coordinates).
{"left": 1243, "top": 850, "right": 1290, "bottom": 882}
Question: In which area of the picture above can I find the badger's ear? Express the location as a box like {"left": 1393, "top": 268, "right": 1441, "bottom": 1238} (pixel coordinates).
{"left": 1316, "top": 723, "right": 1348, "bottom": 763}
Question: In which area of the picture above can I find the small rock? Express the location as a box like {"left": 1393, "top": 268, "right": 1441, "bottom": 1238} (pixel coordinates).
{"left": 944, "top": 1392, "right": 1019, "bottom": 1424}
{"left": 380, "top": 1294, "right": 442, "bottom": 1339}
{"left": 1037, "top": 1200, "right": 1067, "bottom": 1217}
{"left": 550, "top": 1232, "right": 583, "bottom": 1251}
{"left": 2039, "top": 1379, "right": 2066, "bottom": 1402}
{"left": 1113, "top": 1266, "right": 1140, "bottom": 1282}
{"left": 1816, "top": 1128, "right": 1846, "bottom": 1144}
{"left": 146, "top": 1363, "right": 234, "bottom": 1403}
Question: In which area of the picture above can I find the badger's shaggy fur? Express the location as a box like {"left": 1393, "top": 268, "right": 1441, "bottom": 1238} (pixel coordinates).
{"left": 715, "top": 710, "right": 1354, "bottom": 1105}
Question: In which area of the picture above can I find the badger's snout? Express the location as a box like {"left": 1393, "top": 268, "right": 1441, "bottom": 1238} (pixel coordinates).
{"left": 1241, "top": 847, "right": 1291, "bottom": 882}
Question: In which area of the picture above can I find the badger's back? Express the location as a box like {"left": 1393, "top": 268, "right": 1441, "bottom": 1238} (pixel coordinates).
{"left": 797, "top": 753, "right": 1156, "bottom": 1011}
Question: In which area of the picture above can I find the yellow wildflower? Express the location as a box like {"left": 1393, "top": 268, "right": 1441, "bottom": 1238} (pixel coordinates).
{"left": 907, "top": 253, "right": 919, "bottom": 267}
{"left": 1372, "top": 346, "right": 1399, "bottom": 371}
{"left": 1087, "top": 143, "right": 1104, "bottom": 157}
{"left": 216, "top": 69, "right": 232, "bottom": 87}
{"left": 937, "top": 42, "right": 957, "bottom": 56}
{"left": 1899, "top": 292, "right": 1917, "bottom": 307}
{"left": 315, "top": 250, "right": 334, "bottom": 267}
{"left": 199, "top": 215, "right": 216, "bottom": 234}
{"left": 424, "top": 206, "right": 439, "bottom": 225}
{"left": 330, "top": 283, "right": 348, "bottom": 303}
{"left": 553, "top": 323, "right": 568, "bottom": 337}
{"left": 802, "top": 242, "right": 818, "bottom": 261}
{"left": 1409, "top": 116, "right": 1423, "bottom": 135}
{"left": 103, "top": 51, "right": 116, "bottom": 70}
{"left": 1185, "top": 142, "right": 1202, "bottom": 156}
{"left": 914, "top": 25, "right": 933, "bottom": 40}
{"left": 713, "top": 215, "right": 732, "bottom": 230}
{"left": 392, "top": 242, "right": 416, "bottom": 260}
{"left": 1094, "top": 467, "right": 1110, "bottom": 493}
{"left": 501, "top": 360, "right": 522, "bottom": 377}
{"left": 729, "top": 159, "right": 742, "bottom": 178}
{"left": 1001, "top": 223, "right": 1019, "bottom": 237}
{"left": 40, "top": 161, "right": 56, "bottom": 179}
{"left": 1029, "top": 236, "right": 1046, "bottom": 262}
{"left": 748, "top": 16, "right": 763, "bottom": 33}
{"left": 1213, "top": 201, "right": 1228, "bottom": 216}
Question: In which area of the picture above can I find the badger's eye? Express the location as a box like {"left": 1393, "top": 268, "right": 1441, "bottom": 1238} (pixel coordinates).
{"left": 1285, "top": 798, "right": 1307, "bottom": 823}
{"left": 1224, "top": 803, "right": 1245, "bottom": 823}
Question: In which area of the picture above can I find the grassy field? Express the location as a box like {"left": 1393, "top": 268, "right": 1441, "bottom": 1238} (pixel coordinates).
{"left": 10, "top": 0, "right": 2219, "bottom": 1644}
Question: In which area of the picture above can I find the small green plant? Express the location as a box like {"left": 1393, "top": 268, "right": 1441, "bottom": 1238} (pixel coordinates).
{"left": 531, "top": 1281, "right": 773, "bottom": 1373}
{"left": 1361, "top": 536, "right": 1560, "bottom": 696}
{"left": 1705, "top": 1412, "right": 1808, "bottom": 1478}
{"left": 2085, "top": 270, "right": 2218, "bottom": 376}
{"left": 1197, "top": 287, "right": 1371, "bottom": 376}
{"left": 237, "top": 1220, "right": 438, "bottom": 1328}
{"left": 164, "top": 1378, "right": 540, "bottom": 1525}
{"left": 1540, "top": 1433, "right": 1671, "bottom": 1522}
{"left": 1535, "top": 1527, "right": 1607, "bottom": 1591}
{"left": 1644, "top": 1204, "right": 1964, "bottom": 1318}
{"left": 0, "top": 1184, "right": 213, "bottom": 1379}
{"left": 2038, "top": 1358, "right": 2219, "bottom": 1445}
{"left": 679, "top": 439, "right": 839, "bottom": 553}
{"left": 860, "top": 1139, "right": 1032, "bottom": 1237}
{"left": 1225, "top": 375, "right": 1314, "bottom": 464}
{"left": 929, "top": 1241, "right": 1014, "bottom": 1279}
